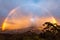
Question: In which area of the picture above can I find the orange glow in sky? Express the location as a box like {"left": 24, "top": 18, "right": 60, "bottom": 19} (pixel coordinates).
{"left": 2, "top": 7, "right": 57, "bottom": 31}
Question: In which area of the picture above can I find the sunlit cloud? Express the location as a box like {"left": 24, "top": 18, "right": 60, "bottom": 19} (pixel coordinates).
{"left": 0, "top": 0, "right": 60, "bottom": 33}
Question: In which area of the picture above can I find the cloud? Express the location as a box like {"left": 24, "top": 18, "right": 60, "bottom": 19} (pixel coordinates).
{"left": 0, "top": 0, "right": 60, "bottom": 33}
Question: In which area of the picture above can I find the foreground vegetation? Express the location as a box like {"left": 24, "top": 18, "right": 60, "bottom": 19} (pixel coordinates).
{"left": 0, "top": 30, "right": 60, "bottom": 40}
{"left": 0, "top": 22, "right": 60, "bottom": 40}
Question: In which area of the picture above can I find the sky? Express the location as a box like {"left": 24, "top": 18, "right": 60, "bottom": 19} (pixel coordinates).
{"left": 0, "top": 0, "right": 60, "bottom": 28}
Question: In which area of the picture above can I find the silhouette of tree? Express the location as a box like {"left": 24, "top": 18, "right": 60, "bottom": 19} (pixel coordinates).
{"left": 43, "top": 22, "right": 57, "bottom": 30}
{"left": 43, "top": 22, "right": 60, "bottom": 35}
